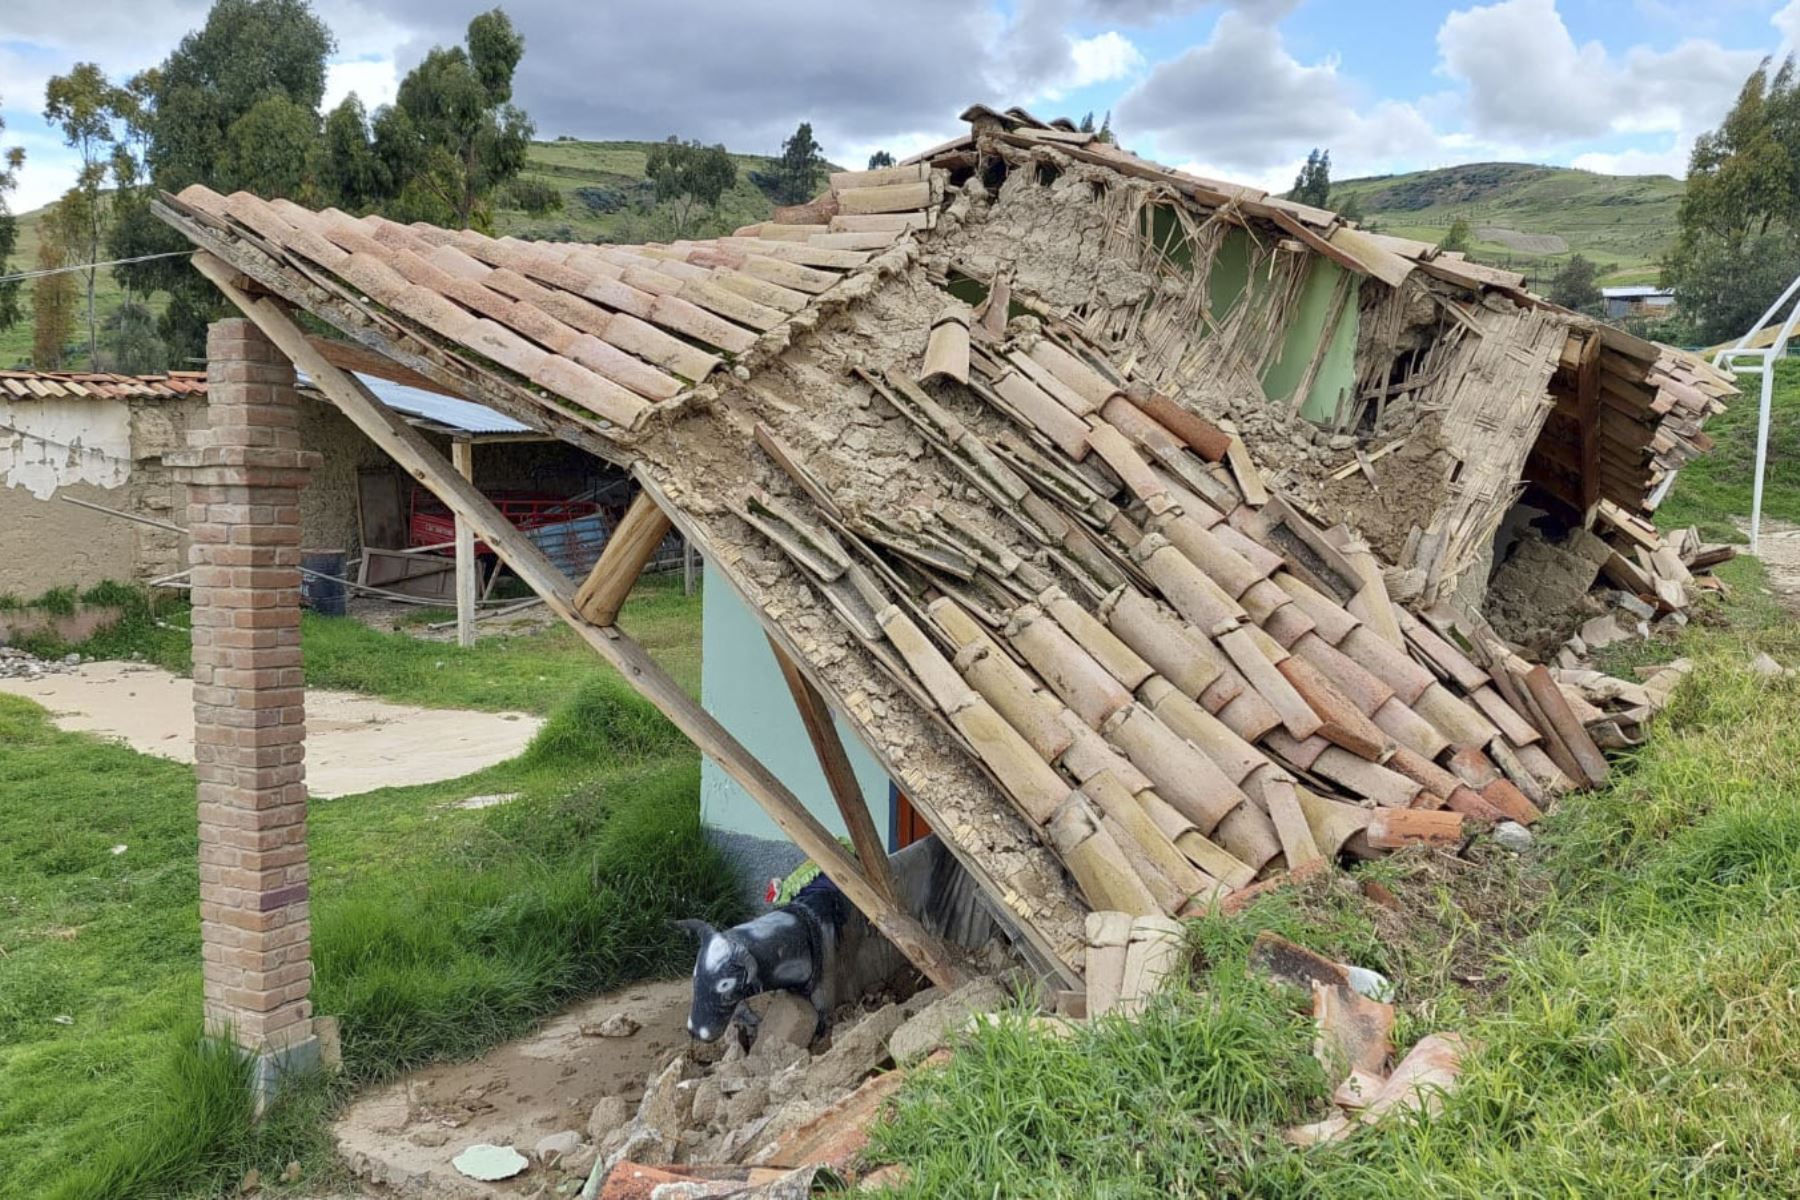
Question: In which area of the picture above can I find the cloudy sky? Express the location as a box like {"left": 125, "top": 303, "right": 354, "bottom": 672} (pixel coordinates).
{"left": 3, "top": 0, "right": 1798, "bottom": 215}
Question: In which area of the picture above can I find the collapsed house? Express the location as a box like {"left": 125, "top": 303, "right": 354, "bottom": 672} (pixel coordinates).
{"left": 145, "top": 102, "right": 1731, "bottom": 1084}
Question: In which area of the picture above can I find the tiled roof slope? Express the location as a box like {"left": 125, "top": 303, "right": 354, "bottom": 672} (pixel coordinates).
{"left": 159, "top": 161, "right": 940, "bottom": 452}
{"left": 0, "top": 370, "right": 207, "bottom": 400}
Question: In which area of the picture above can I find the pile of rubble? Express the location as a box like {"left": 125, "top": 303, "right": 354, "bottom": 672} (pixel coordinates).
{"left": 0, "top": 647, "right": 80, "bottom": 680}
{"left": 1486, "top": 510, "right": 1734, "bottom": 664}
{"left": 582, "top": 978, "right": 1008, "bottom": 1192}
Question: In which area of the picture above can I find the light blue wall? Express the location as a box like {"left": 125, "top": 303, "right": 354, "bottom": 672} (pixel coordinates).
{"left": 699, "top": 561, "right": 893, "bottom": 844}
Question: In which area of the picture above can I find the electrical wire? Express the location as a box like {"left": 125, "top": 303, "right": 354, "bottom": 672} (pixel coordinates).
{"left": 0, "top": 250, "right": 189, "bottom": 285}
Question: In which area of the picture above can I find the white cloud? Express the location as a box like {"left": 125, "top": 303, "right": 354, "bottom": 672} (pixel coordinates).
{"left": 1069, "top": 32, "right": 1147, "bottom": 90}
{"left": 1115, "top": 11, "right": 1440, "bottom": 176}
{"left": 323, "top": 57, "right": 400, "bottom": 112}
{"left": 1436, "top": 0, "right": 1612, "bottom": 141}
{"left": 1437, "top": 0, "right": 1759, "bottom": 147}
{"left": 1776, "top": 0, "right": 1800, "bottom": 49}
{"left": 1571, "top": 144, "right": 1690, "bottom": 178}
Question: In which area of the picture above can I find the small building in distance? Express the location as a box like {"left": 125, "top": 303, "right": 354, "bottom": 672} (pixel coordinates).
{"left": 1601, "top": 285, "right": 1676, "bottom": 320}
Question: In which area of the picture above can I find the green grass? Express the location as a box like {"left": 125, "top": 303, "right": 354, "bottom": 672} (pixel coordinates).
{"left": 14, "top": 572, "right": 704, "bottom": 712}
{"left": 1656, "top": 357, "right": 1800, "bottom": 545}
{"left": 1330, "top": 162, "right": 1684, "bottom": 287}
{"left": 0, "top": 577, "right": 732, "bottom": 1199}
{"left": 869, "top": 561, "right": 1800, "bottom": 1195}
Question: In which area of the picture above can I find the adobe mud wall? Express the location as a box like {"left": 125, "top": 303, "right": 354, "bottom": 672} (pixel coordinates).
{"left": 0, "top": 393, "right": 384, "bottom": 597}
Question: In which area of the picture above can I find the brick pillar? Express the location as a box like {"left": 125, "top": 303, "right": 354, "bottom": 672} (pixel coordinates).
{"left": 170, "top": 318, "right": 324, "bottom": 1105}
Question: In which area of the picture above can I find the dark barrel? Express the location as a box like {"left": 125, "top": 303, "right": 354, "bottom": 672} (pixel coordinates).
{"left": 300, "top": 549, "right": 348, "bottom": 617}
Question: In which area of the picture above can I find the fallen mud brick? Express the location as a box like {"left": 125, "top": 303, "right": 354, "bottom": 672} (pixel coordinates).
{"left": 596, "top": 1161, "right": 824, "bottom": 1200}
{"left": 802, "top": 1003, "right": 907, "bottom": 1100}
{"left": 889, "top": 976, "right": 1008, "bottom": 1065}
{"left": 636, "top": 1055, "right": 696, "bottom": 1146}
{"left": 753, "top": 992, "right": 820, "bottom": 1057}
{"left": 751, "top": 1068, "right": 907, "bottom": 1171}
{"left": 588, "top": 1094, "right": 633, "bottom": 1145}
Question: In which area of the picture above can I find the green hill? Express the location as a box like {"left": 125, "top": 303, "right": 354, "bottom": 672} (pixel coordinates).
{"left": 490, "top": 137, "right": 795, "bottom": 243}
{"left": 1328, "top": 162, "right": 1685, "bottom": 288}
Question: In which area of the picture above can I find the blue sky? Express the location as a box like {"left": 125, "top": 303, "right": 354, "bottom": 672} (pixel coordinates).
{"left": 3, "top": 0, "right": 1797, "bottom": 216}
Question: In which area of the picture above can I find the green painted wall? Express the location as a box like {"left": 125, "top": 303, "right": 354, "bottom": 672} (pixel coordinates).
{"left": 1172, "top": 223, "right": 1359, "bottom": 425}
{"left": 1258, "top": 255, "right": 1361, "bottom": 423}
{"left": 1209, "top": 227, "right": 1252, "bottom": 317}
{"left": 698, "top": 561, "right": 892, "bottom": 845}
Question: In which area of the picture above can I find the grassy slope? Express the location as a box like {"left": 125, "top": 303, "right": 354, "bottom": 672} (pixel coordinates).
{"left": 1330, "top": 162, "right": 1683, "bottom": 287}
{"left": 0, "top": 577, "right": 736, "bottom": 1200}
{"left": 866, "top": 372, "right": 1800, "bottom": 1194}
{"left": 493, "top": 139, "right": 784, "bottom": 245}
{"left": 0, "top": 207, "right": 139, "bottom": 370}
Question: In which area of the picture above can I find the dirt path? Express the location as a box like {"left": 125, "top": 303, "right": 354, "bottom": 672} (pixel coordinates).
{"left": 334, "top": 978, "right": 692, "bottom": 1196}
{"left": 1740, "top": 518, "right": 1800, "bottom": 616}
{"left": 0, "top": 662, "right": 542, "bottom": 796}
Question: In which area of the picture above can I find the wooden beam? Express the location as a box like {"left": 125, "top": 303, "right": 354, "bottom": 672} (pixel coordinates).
{"left": 452, "top": 439, "right": 477, "bottom": 648}
{"left": 193, "top": 250, "right": 971, "bottom": 994}
{"left": 766, "top": 634, "right": 901, "bottom": 905}
{"left": 574, "top": 492, "right": 672, "bottom": 626}
{"left": 305, "top": 333, "right": 471, "bottom": 399}
{"left": 1576, "top": 332, "right": 1603, "bottom": 515}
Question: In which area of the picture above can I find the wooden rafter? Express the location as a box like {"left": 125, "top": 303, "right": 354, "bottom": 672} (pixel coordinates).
{"left": 766, "top": 634, "right": 901, "bottom": 906}
{"left": 193, "top": 250, "right": 971, "bottom": 993}
{"left": 575, "top": 492, "right": 673, "bottom": 626}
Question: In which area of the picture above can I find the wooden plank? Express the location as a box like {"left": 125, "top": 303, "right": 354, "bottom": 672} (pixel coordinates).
{"left": 1325, "top": 225, "right": 1416, "bottom": 289}
{"left": 193, "top": 251, "right": 974, "bottom": 994}
{"left": 766, "top": 633, "right": 901, "bottom": 906}
{"left": 1576, "top": 332, "right": 1603, "bottom": 513}
{"left": 573, "top": 491, "right": 672, "bottom": 626}
{"left": 1268, "top": 209, "right": 1374, "bottom": 280}
{"left": 453, "top": 440, "right": 477, "bottom": 648}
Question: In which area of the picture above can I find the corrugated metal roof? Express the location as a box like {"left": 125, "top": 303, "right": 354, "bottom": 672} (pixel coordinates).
{"left": 1602, "top": 286, "right": 1673, "bottom": 298}
{"left": 354, "top": 373, "right": 534, "bottom": 434}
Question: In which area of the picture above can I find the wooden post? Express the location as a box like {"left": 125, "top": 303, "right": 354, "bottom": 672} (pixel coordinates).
{"left": 683, "top": 538, "right": 697, "bottom": 596}
{"left": 766, "top": 633, "right": 900, "bottom": 904}
{"left": 574, "top": 491, "right": 671, "bottom": 626}
{"left": 191, "top": 252, "right": 970, "bottom": 992}
{"left": 453, "top": 439, "right": 477, "bottom": 648}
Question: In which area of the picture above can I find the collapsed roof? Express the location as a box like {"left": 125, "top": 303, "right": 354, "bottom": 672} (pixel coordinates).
{"left": 152, "top": 104, "right": 1730, "bottom": 984}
